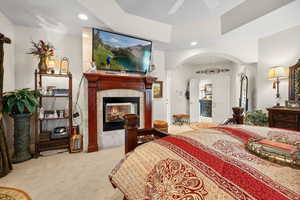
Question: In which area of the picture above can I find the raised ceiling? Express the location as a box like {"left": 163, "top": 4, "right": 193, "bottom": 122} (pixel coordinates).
{"left": 0, "top": 0, "right": 106, "bottom": 35}
{"left": 0, "top": 0, "right": 299, "bottom": 63}
{"left": 116, "top": 0, "right": 246, "bottom": 25}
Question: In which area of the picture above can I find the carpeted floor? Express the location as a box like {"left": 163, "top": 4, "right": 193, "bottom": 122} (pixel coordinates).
{"left": 0, "top": 147, "right": 124, "bottom": 200}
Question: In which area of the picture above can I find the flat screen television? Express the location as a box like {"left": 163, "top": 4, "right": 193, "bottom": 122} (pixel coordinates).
{"left": 92, "top": 28, "right": 152, "bottom": 73}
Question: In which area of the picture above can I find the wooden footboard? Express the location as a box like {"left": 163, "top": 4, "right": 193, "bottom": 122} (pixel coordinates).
{"left": 124, "top": 114, "right": 168, "bottom": 154}
{"left": 124, "top": 107, "right": 244, "bottom": 154}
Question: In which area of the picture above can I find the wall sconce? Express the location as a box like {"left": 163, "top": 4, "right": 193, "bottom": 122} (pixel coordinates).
{"left": 268, "top": 66, "right": 288, "bottom": 107}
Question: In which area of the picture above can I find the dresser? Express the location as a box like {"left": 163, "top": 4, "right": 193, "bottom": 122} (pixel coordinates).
{"left": 267, "top": 107, "right": 300, "bottom": 131}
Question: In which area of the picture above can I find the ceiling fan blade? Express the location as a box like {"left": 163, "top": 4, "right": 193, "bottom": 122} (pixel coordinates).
{"left": 202, "top": 0, "right": 220, "bottom": 9}
{"left": 168, "top": 0, "right": 185, "bottom": 15}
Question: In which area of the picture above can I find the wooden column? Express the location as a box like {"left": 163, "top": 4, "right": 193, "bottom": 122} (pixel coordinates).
{"left": 87, "top": 80, "right": 98, "bottom": 152}
{"left": 0, "top": 33, "right": 13, "bottom": 177}
{"left": 144, "top": 77, "right": 153, "bottom": 128}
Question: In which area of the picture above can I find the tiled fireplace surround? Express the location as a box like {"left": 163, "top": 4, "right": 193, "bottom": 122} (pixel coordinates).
{"left": 84, "top": 73, "right": 156, "bottom": 152}
{"left": 97, "top": 89, "right": 144, "bottom": 148}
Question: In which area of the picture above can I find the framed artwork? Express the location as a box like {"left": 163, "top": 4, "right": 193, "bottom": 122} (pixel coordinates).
{"left": 153, "top": 81, "right": 163, "bottom": 98}
{"left": 59, "top": 57, "right": 69, "bottom": 74}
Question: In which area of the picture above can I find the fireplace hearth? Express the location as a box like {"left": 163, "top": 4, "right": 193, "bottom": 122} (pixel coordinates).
{"left": 103, "top": 97, "right": 140, "bottom": 131}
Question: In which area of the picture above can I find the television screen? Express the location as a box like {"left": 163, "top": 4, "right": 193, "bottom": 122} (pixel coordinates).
{"left": 92, "top": 29, "right": 152, "bottom": 73}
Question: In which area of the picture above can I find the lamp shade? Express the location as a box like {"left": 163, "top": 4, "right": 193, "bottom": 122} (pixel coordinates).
{"left": 268, "top": 66, "right": 288, "bottom": 80}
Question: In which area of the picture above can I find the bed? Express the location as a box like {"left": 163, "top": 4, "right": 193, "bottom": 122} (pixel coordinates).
{"left": 109, "top": 110, "right": 300, "bottom": 200}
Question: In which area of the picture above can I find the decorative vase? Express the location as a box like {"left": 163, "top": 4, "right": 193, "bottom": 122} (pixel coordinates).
{"left": 12, "top": 113, "right": 32, "bottom": 163}
{"left": 38, "top": 56, "right": 47, "bottom": 73}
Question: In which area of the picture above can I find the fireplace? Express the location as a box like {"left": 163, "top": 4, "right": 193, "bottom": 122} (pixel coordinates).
{"left": 103, "top": 97, "right": 140, "bottom": 131}
{"left": 84, "top": 73, "right": 156, "bottom": 152}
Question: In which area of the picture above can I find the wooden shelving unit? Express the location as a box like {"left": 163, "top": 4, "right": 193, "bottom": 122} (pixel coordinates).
{"left": 34, "top": 70, "right": 73, "bottom": 155}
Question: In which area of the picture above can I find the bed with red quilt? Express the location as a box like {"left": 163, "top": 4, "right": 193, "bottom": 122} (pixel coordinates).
{"left": 109, "top": 125, "right": 300, "bottom": 200}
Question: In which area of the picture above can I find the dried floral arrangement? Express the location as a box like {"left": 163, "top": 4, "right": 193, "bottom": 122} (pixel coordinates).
{"left": 28, "top": 40, "right": 54, "bottom": 57}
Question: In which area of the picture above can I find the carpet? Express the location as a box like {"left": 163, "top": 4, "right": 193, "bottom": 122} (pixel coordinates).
{"left": 0, "top": 187, "right": 31, "bottom": 200}
{"left": 0, "top": 147, "right": 124, "bottom": 200}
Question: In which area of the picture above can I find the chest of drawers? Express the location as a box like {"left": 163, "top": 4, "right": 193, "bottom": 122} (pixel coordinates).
{"left": 267, "top": 107, "right": 300, "bottom": 131}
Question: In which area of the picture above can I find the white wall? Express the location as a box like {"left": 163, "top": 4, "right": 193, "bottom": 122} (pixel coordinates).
{"left": 257, "top": 25, "right": 300, "bottom": 109}
{"left": 169, "top": 65, "right": 195, "bottom": 115}
{"left": 234, "top": 63, "right": 257, "bottom": 111}
{"left": 169, "top": 62, "right": 257, "bottom": 119}
{"left": 0, "top": 11, "right": 15, "bottom": 91}
{"left": 150, "top": 50, "right": 168, "bottom": 122}
{"left": 14, "top": 26, "right": 82, "bottom": 95}
{"left": 169, "top": 63, "right": 236, "bottom": 116}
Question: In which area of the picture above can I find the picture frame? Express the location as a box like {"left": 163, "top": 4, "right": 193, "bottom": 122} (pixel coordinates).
{"left": 59, "top": 57, "right": 69, "bottom": 74}
{"left": 153, "top": 81, "right": 163, "bottom": 98}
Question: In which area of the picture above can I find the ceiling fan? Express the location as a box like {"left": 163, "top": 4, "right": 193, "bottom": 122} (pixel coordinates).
{"left": 168, "top": 0, "right": 185, "bottom": 15}
{"left": 168, "top": 0, "right": 220, "bottom": 15}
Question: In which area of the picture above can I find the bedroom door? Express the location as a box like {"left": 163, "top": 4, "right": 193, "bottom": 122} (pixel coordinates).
{"left": 212, "top": 76, "right": 231, "bottom": 123}
{"left": 189, "top": 79, "right": 200, "bottom": 122}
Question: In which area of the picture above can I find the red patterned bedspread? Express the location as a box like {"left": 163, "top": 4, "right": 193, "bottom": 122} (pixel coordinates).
{"left": 110, "top": 125, "right": 300, "bottom": 200}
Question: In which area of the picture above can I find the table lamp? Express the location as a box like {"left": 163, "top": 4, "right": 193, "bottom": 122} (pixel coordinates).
{"left": 268, "top": 66, "right": 288, "bottom": 107}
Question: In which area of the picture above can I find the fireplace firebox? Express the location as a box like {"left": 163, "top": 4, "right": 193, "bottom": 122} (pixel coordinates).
{"left": 103, "top": 97, "right": 140, "bottom": 131}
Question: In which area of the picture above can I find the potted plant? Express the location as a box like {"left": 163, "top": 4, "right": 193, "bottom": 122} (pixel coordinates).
{"left": 28, "top": 40, "right": 54, "bottom": 73}
{"left": 3, "top": 88, "right": 40, "bottom": 163}
{"left": 245, "top": 110, "right": 269, "bottom": 127}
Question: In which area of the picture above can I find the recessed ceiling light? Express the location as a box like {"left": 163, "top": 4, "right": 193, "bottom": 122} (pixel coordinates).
{"left": 78, "top": 13, "right": 88, "bottom": 21}
{"left": 190, "top": 41, "right": 198, "bottom": 46}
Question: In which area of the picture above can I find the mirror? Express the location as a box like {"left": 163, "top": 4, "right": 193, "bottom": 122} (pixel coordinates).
{"left": 239, "top": 74, "right": 248, "bottom": 112}
{"left": 289, "top": 59, "right": 300, "bottom": 103}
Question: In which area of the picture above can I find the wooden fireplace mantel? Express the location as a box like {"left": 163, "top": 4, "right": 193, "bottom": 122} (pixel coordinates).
{"left": 84, "top": 72, "right": 157, "bottom": 152}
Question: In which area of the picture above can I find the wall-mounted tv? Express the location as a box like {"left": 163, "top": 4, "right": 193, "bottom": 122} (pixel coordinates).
{"left": 92, "top": 28, "right": 152, "bottom": 73}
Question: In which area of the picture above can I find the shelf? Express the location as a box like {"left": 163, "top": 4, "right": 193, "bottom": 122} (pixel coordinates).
{"left": 35, "top": 69, "right": 72, "bottom": 154}
{"left": 37, "top": 73, "right": 71, "bottom": 78}
{"left": 39, "top": 139, "right": 69, "bottom": 152}
{"left": 39, "top": 117, "right": 69, "bottom": 121}
{"left": 39, "top": 132, "right": 69, "bottom": 152}
{"left": 41, "top": 95, "right": 69, "bottom": 98}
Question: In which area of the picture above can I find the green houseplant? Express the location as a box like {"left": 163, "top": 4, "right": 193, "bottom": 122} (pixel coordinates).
{"left": 3, "top": 88, "right": 39, "bottom": 163}
{"left": 245, "top": 110, "right": 268, "bottom": 127}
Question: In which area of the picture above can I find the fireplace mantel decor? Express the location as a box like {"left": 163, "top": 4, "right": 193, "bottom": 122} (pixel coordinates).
{"left": 84, "top": 73, "right": 156, "bottom": 152}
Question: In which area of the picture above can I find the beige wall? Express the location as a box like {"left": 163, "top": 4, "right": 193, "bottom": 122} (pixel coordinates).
{"left": 257, "top": 25, "right": 300, "bottom": 109}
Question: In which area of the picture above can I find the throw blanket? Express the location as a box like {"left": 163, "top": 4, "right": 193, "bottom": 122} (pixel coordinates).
{"left": 110, "top": 125, "right": 300, "bottom": 200}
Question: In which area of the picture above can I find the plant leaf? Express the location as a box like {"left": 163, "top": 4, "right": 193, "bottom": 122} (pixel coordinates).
{"left": 16, "top": 101, "right": 25, "bottom": 114}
